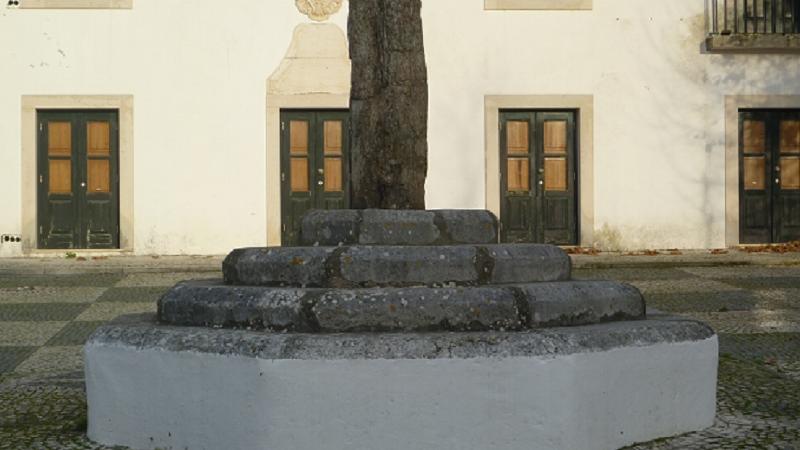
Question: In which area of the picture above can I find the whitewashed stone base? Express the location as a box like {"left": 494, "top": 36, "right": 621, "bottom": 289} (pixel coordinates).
{"left": 85, "top": 315, "right": 718, "bottom": 450}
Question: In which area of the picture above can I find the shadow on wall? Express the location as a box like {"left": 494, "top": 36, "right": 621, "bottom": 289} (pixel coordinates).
{"left": 603, "top": 3, "right": 800, "bottom": 250}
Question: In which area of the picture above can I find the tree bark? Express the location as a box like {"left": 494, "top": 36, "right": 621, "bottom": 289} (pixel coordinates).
{"left": 348, "top": 0, "right": 428, "bottom": 210}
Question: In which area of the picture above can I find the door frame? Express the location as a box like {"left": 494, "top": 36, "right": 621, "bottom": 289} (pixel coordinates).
{"left": 485, "top": 95, "right": 594, "bottom": 247}
{"left": 21, "top": 95, "right": 134, "bottom": 255}
{"left": 724, "top": 95, "right": 800, "bottom": 247}
{"left": 279, "top": 109, "right": 350, "bottom": 245}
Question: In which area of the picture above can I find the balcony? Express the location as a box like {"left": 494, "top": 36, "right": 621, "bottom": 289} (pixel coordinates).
{"left": 707, "top": 0, "right": 800, "bottom": 53}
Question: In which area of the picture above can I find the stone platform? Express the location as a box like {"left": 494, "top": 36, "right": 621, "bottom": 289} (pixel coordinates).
{"left": 86, "top": 313, "right": 717, "bottom": 450}
{"left": 85, "top": 210, "right": 719, "bottom": 450}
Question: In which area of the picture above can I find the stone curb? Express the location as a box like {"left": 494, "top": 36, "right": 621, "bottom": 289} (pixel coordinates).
{"left": 222, "top": 244, "right": 570, "bottom": 287}
{"left": 92, "top": 312, "right": 715, "bottom": 360}
{"left": 300, "top": 209, "right": 498, "bottom": 246}
{"left": 157, "top": 279, "right": 644, "bottom": 332}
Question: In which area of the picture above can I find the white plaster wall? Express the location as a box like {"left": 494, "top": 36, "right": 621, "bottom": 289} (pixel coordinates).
{"left": 0, "top": 1, "right": 348, "bottom": 255}
{"left": 423, "top": 0, "right": 800, "bottom": 249}
{"left": 86, "top": 337, "right": 718, "bottom": 450}
{"left": 1, "top": 0, "right": 799, "bottom": 254}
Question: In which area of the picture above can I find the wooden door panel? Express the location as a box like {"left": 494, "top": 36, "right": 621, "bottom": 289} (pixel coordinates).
{"left": 38, "top": 111, "right": 119, "bottom": 250}
{"left": 503, "top": 197, "right": 533, "bottom": 243}
{"left": 281, "top": 111, "right": 350, "bottom": 246}
{"left": 39, "top": 116, "right": 78, "bottom": 249}
{"left": 499, "top": 111, "right": 578, "bottom": 245}
{"left": 739, "top": 112, "right": 772, "bottom": 244}
{"left": 43, "top": 200, "right": 78, "bottom": 248}
{"left": 540, "top": 112, "right": 577, "bottom": 245}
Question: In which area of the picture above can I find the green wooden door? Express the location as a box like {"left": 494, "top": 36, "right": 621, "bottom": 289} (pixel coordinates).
{"left": 740, "top": 110, "right": 800, "bottom": 244}
{"left": 37, "top": 110, "right": 120, "bottom": 249}
{"left": 499, "top": 110, "right": 578, "bottom": 245}
{"left": 280, "top": 110, "right": 350, "bottom": 245}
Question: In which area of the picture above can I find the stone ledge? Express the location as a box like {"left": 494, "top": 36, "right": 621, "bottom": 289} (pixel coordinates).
{"left": 92, "top": 312, "right": 713, "bottom": 360}
{"left": 222, "top": 243, "right": 569, "bottom": 287}
{"left": 706, "top": 34, "right": 800, "bottom": 53}
{"left": 86, "top": 315, "right": 718, "bottom": 450}
{"left": 300, "top": 209, "right": 498, "bottom": 246}
{"left": 157, "top": 280, "right": 644, "bottom": 332}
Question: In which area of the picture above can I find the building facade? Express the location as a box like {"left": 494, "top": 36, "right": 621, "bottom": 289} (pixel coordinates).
{"left": 1, "top": 0, "right": 799, "bottom": 256}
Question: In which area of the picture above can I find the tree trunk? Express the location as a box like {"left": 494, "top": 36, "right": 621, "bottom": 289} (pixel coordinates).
{"left": 348, "top": 0, "right": 428, "bottom": 210}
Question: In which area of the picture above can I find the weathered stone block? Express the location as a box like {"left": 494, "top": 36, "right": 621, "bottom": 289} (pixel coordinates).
{"left": 300, "top": 210, "right": 361, "bottom": 246}
{"left": 520, "top": 281, "right": 645, "bottom": 327}
{"left": 158, "top": 280, "right": 311, "bottom": 331}
{"left": 222, "top": 247, "right": 335, "bottom": 287}
{"left": 340, "top": 245, "right": 478, "bottom": 286}
{"left": 300, "top": 209, "right": 499, "bottom": 246}
{"left": 488, "top": 244, "right": 570, "bottom": 283}
{"left": 359, "top": 209, "right": 440, "bottom": 245}
{"left": 434, "top": 210, "right": 497, "bottom": 245}
{"left": 312, "top": 286, "right": 523, "bottom": 332}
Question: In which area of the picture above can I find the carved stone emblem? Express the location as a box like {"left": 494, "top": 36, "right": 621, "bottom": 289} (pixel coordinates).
{"left": 295, "top": 0, "right": 344, "bottom": 22}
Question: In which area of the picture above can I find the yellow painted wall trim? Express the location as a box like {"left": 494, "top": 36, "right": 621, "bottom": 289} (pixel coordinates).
{"left": 20, "top": 0, "right": 131, "bottom": 8}
{"left": 485, "top": 95, "right": 594, "bottom": 246}
{"left": 724, "top": 95, "right": 800, "bottom": 247}
{"left": 20, "top": 95, "right": 134, "bottom": 254}
{"left": 485, "top": 0, "right": 592, "bottom": 11}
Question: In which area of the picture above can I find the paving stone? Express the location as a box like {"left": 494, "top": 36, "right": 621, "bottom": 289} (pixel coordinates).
{"left": 0, "top": 347, "right": 37, "bottom": 374}
{"left": 646, "top": 291, "right": 759, "bottom": 313}
{"left": 115, "top": 272, "right": 219, "bottom": 288}
{"left": 572, "top": 267, "right": 696, "bottom": 281}
{"left": 0, "top": 323, "right": 67, "bottom": 346}
{"left": 95, "top": 287, "right": 169, "bottom": 303}
{"left": 46, "top": 322, "right": 107, "bottom": 347}
{"left": 681, "top": 265, "right": 800, "bottom": 279}
{"left": 0, "top": 274, "right": 123, "bottom": 288}
{"left": 0, "top": 287, "right": 106, "bottom": 304}
{"left": 755, "top": 288, "right": 800, "bottom": 310}
{"left": 629, "top": 278, "right": 742, "bottom": 295}
{"left": 74, "top": 303, "right": 155, "bottom": 322}
{"left": 14, "top": 346, "right": 83, "bottom": 375}
{"left": 716, "top": 276, "right": 800, "bottom": 290}
{"left": 0, "top": 304, "right": 89, "bottom": 322}
{"left": 687, "top": 310, "right": 800, "bottom": 334}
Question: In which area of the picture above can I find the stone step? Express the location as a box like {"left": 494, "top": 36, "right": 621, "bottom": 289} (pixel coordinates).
{"left": 222, "top": 244, "right": 570, "bottom": 287}
{"left": 157, "top": 280, "right": 645, "bottom": 332}
{"left": 300, "top": 209, "right": 498, "bottom": 246}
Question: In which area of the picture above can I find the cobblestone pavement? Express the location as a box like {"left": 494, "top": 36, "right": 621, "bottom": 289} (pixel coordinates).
{"left": 0, "top": 265, "right": 798, "bottom": 449}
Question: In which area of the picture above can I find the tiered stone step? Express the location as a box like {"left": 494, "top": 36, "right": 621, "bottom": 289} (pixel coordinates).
{"left": 161, "top": 210, "right": 645, "bottom": 332}
{"left": 222, "top": 244, "right": 570, "bottom": 287}
{"left": 88, "top": 209, "right": 717, "bottom": 450}
{"left": 158, "top": 280, "right": 645, "bottom": 332}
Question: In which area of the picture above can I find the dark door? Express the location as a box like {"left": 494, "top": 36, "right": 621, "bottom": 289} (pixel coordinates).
{"left": 740, "top": 110, "right": 800, "bottom": 244}
{"left": 37, "top": 110, "right": 120, "bottom": 249}
{"left": 280, "top": 110, "right": 350, "bottom": 245}
{"left": 500, "top": 110, "right": 578, "bottom": 245}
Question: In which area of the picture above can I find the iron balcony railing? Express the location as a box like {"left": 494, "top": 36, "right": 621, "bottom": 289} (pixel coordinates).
{"left": 710, "top": 0, "right": 799, "bottom": 35}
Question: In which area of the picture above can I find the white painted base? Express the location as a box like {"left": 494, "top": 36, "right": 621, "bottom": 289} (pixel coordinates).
{"left": 86, "top": 335, "right": 718, "bottom": 450}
